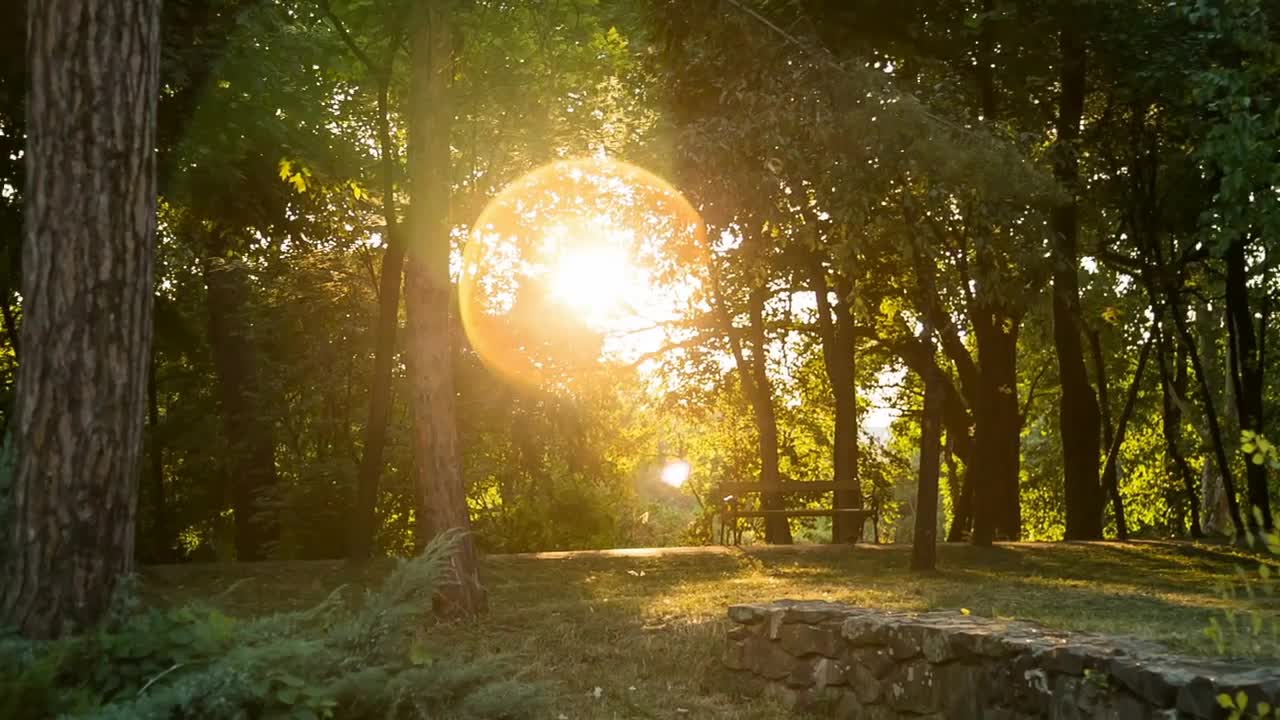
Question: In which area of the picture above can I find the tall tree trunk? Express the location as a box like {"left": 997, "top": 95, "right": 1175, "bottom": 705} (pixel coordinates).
{"left": 1156, "top": 327, "right": 1203, "bottom": 537}
{"left": 1175, "top": 290, "right": 1245, "bottom": 537}
{"left": 1050, "top": 23, "right": 1104, "bottom": 540}
{"left": 743, "top": 285, "right": 792, "bottom": 544}
{"left": 1088, "top": 329, "right": 1128, "bottom": 539}
{"left": 323, "top": 6, "right": 410, "bottom": 562}
{"left": 405, "top": 0, "right": 486, "bottom": 615}
{"left": 971, "top": 310, "right": 1022, "bottom": 544}
{"left": 350, "top": 81, "right": 406, "bottom": 561}
{"left": 912, "top": 326, "right": 942, "bottom": 572}
{"left": 895, "top": 336, "right": 974, "bottom": 542}
{"left": 0, "top": 0, "right": 160, "bottom": 639}
{"left": 202, "top": 229, "right": 280, "bottom": 562}
{"left": 1225, "top": 240, "right": 1273, "bottom": 532}
{"left": 807, "top": 258, "right": 861, "bottom": 542}
{"left": 1099, "top": 336, "right": 1153, "bottom": 541}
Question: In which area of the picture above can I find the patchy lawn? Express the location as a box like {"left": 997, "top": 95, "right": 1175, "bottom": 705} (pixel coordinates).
{"left": 141, "top": 541, "right": 1278, "bottom": 719}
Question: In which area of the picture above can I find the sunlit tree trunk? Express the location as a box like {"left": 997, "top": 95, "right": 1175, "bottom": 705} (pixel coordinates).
{"left": 1051, "top": 22, "right": 1104, "bottom": 540}
{"left": 405, "top": 0, "right": 486, "bottom": 615}
{"left": 0, "top": 0, "right": 160, "bottom": 639}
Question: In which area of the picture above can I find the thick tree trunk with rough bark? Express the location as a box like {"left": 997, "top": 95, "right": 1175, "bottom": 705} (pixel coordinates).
{"left": 1051, "top": 24, "right": 1104, "bottom": 540}
{"left": 0, "top": 0, "right": 160, "bottom": 639}
{"left": 405, "top": 0, "right": 486, "bottom": 615}
{"left": 202, "top": 228, "right": 281, "bottom": 561}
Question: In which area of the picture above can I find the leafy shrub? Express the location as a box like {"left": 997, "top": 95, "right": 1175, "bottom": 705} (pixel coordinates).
{"left": 0, "top": 531, "right": 543, "bottom": 719}
{"left": 1200, "top": 431, "right": 1280, "bottom": 720}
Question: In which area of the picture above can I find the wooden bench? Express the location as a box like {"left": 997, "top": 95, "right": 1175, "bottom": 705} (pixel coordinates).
{"left": 715, "top": 481, "right": 871, "bottom": 545}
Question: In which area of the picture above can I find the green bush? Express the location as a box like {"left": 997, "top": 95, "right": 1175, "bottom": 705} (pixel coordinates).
{"left": 0, "top": 531, "right": 543, "bottom": 719}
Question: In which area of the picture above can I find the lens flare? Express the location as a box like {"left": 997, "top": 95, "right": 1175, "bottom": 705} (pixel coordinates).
{"left": 459, "top": 157, "right": 706, "bottom": 388}
{"left": 660, "top": 460, "right": 691, "bottom": 488}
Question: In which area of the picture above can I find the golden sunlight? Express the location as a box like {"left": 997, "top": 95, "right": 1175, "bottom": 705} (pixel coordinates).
{"left": 660, "top": 460, "right": 691, "bottom": 488}
{"left": 459, "top": 158, "right": 706, "bottom": 388}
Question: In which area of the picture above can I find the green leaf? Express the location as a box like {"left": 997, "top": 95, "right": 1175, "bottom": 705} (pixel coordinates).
{"left": 1221, "top": 693, "right": 1237, "bottom": 709}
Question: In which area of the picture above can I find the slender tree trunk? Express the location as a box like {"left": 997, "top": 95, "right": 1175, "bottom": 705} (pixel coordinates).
{"left": 1088, "top": 329, "right": 1131, "bottom": 539}
{"left": 405, "top": 0, "right": 486, "bottom": 615}
{"left": 0, "top": 0, "right": 160, "bottom": 639}
{"left": 1156, "top": 328, "right": 1203, "bottom": 537}
{"left": 1051, "top": 23, "right": 1104, "bottom": 540}
{"left": 912, "top": 327, "right": 942, "bottom": 572}
{"left": 808, "top": 259, "right": 861, "bottom": 542}
{"left": 350, "top": 83, "right": 407, "bottom": 561}
{"left": 744, "top": 285, "right": 792, "bottom": 544}
{"left": 1173, "top": 290, "right": 1246, "bottom": 537}
{"left": 1225, "top": 240, "right": 1273, "bottom": 532}
{"left": 202, "top": 228, "right": 281, "bottom": 561}
{"left": 1099, "top": 336, "right": 1153, "bottom": 541}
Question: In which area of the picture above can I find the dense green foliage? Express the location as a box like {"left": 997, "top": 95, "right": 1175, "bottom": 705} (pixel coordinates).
{"left": 1, "top": 0, "right": 1278, "bottom": 563}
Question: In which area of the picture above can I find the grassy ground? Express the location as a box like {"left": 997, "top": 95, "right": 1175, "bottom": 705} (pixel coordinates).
{"left": 142, "top": 541, "right": 1279, "bottom": 719}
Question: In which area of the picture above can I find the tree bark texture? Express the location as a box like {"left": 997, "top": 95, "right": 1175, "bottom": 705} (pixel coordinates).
{"left": 1050, "top": 24, "right": 1104, "bottom": 540}
{"left": 0, "top": 0, "right": 160, "bottom": 639}
{"left": 405, "top": 0, "right": 487, "bottom": 615}
{"left": 201, "top": 228, "right": 281, "bottom": 562}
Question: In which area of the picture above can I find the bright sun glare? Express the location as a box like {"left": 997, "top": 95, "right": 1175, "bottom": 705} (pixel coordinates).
{"left": 546, "top": 236, "right": 636, "bottom": 327}
{"left": 459, "top": 157, "right": 706, "bottom": 388}
{"left": 660, "top": 460, "right": 691, "bottom": 488}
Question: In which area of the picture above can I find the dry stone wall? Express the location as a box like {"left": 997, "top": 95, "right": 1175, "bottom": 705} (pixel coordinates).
{"left": 722, "top": 600, "right": 1280, "bottom": 719}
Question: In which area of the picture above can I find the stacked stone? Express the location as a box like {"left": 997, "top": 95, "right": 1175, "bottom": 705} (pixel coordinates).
{"left": 723, "top": 600, "right": 1280, "bottom": 719}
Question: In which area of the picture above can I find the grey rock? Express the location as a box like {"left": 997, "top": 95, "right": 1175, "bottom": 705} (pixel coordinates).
{"left": 779, "top": 622, "right": 842, "bottom": 658}
{"left": 727, "top": 603, "right": 769, "bottom": 625}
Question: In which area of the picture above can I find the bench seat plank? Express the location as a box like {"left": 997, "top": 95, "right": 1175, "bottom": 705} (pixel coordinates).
{"left": 717, "top": 481, "right": 862, "bottom": 495}
{"left": 722, "top": 509, "right": 870, "bottom": 519}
